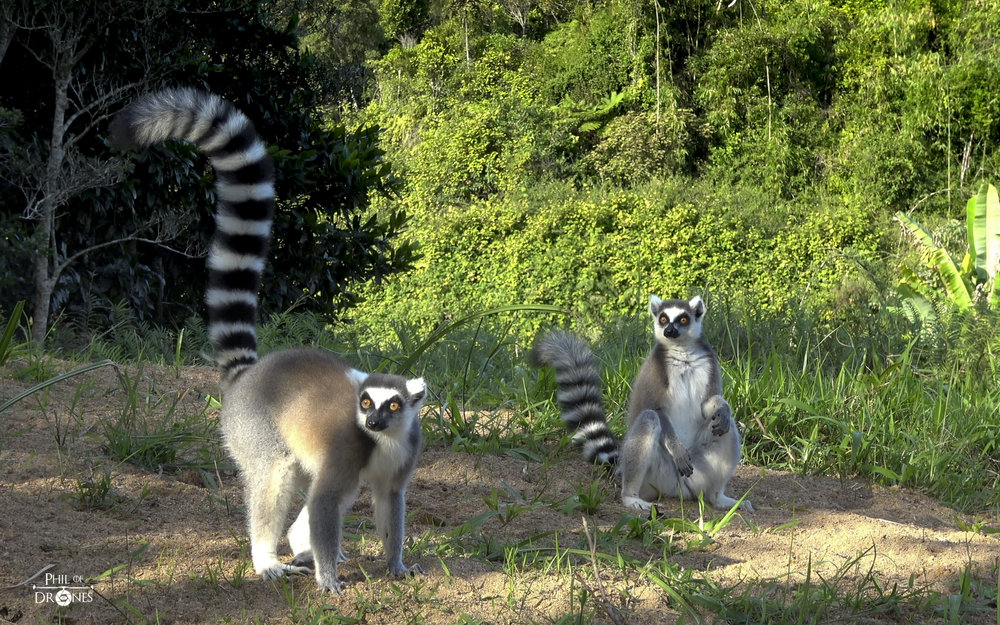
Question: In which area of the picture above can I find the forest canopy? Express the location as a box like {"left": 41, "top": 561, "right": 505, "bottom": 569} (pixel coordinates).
{"left": 1, "top": 0, "right": 998, "bottom": 349}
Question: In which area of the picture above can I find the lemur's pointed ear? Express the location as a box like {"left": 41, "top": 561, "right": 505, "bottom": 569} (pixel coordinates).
{"left": 406, "top": 378, "right": 426, "bottom": 403}
{"left": 690, "top": 295, "right": 706, "bottom": 319}
{"left": 649, "top": 294, "right": 663, "bottom": 316}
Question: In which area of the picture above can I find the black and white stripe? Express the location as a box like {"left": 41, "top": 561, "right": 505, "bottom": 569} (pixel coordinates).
{"left": 529, "top": 332, "right": 619, "bottom": 465}
{"left": 110, "top": 88, "right": 275, "bottom": 384}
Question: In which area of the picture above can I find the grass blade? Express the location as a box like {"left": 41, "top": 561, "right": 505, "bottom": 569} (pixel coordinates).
{"left": 396, "top": 304, "right": 565, "bottom": 372}
{"left": 0, "top": 300, "right": 26, "bottom": 365}
{"left": 0, "top": 359, "right": 118, "bottom": 413}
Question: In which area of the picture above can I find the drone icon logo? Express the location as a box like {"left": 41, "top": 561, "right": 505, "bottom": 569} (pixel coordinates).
{"left": 32, "top": 573, "right": 94, "bottom": 607}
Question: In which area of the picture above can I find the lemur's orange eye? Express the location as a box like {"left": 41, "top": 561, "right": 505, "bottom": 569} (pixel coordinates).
{"left": 659, "top": 315, "right": 668, "bottom": 325}
{"left": 361, "top": 398, "right": 372, "bottom": 409}
{"left": 389, "top": 401, "right": 400, "bottom": 411}
{"left": 678, "top": 316, "right": 689, "bottom": 325}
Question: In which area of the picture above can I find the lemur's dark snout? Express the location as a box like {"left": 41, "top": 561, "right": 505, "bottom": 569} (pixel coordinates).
{"left": 366, "top": 415, "right": 388, "bottom": 431}
{"left": 663, "top": 325, "right": 679, "bottom": 338}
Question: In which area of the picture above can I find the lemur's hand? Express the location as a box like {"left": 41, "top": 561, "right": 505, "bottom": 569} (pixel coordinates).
{"left": 703, "top": 395, "right": 732, "bottom": 436}
{"left": 710, "top": 408, "right": 731, "bottom": 436}
{"left": 672, "top": 446, "right": 694, "bottom": 477}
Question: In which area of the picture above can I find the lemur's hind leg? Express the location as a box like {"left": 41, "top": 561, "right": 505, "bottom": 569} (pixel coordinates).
{"left": 621, "top": 410, "right": 659, "bottom": 511}
{"left": 681, "top": 395, "right": 753, "bottom": 512}
{"left": 621, "top": 409, "right": 691, "bottom": 511}
{"left": 246, "top": 456, "right": 312, "bottom": 580}
{"left": 305, "top": 459, "right": 365, "bottom": 594}
{"left": 288, "top": 505, "right": 347, "bottom": 569}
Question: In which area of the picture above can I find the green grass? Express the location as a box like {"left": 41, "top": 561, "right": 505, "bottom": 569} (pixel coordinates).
{"left": 724, "top": 339, "right": 1000, "bottom": 512}
{"left": 100, "top": 364, "right": 224, "bottom": 480}
{"left": 366, "top": 305, "right": 1000, "bottom": 513}
{"left": 6, "top": 298, "right": 999, "bottom": 624}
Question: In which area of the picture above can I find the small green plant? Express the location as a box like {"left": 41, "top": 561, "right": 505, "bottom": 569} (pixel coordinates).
{"left": 101, "top": 366, "right": 223, "bottom": 476}
{"left": 0, "top": 300, "right": 28, "bottom": 366}
{"left": 35, "top": 380, "right": 95, "bottom": 450}
{"left": 198, "top": 557, "right": 251, "bottom": 591}
{"left": 559, "top": 477, "right": 606, "bottom": 516}
{"left": 64, "top": 464, "right": 126, "bottom": 510}
{"left": 482, "top": 483, "right": 542, "bottom": 527}
{"left": 0, "top": 359, "right": 117, "bottom": 414}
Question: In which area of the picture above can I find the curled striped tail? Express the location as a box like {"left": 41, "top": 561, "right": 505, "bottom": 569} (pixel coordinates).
{"left": 529, "top": 332, "right": 619, "bottom": 465}
{"left": 110, "top": 88, "right": 275, "bottom": 385}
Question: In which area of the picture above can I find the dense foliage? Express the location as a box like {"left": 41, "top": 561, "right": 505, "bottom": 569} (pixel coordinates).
{"left": 3, "top": 0, "right": 1000, "bottom": 359}
{"left": 339, "top": 0, "right": 1000, "bottom": 347}
{"left": 0, "top": 0, "right": 415, "bottom": 340}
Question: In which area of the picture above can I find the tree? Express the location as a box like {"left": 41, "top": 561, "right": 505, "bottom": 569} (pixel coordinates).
{"left": 1, "top": 0, "right": 416, "bottom": 344}
{"left": 0, "top": 0, "right": 176, "bottom": 343}
{"left": 151, "top": 2, "right": 417, "bottom": 322}
{"left": 379, "top": 0, "right": 429, "bottom": 44}
{"left": 498, "top": 0, "right": 534, "bottom": 38}
{"left": 273, "top": 0, "right": 389, "bottom": 111}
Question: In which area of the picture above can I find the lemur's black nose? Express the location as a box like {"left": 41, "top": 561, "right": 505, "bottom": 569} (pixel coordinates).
{"left": 663, "top": 325, "right": 679, "bottom": 338}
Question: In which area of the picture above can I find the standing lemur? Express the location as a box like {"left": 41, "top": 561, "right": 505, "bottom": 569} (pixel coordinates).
{"left": 531, "top": 295, "right": 752, "bottom": 513}
{"left": 110, "top": 89, "right": 426, "bottom": 593}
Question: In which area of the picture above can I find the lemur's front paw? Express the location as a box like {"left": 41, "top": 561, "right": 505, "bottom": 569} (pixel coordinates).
{"left": 673, "top": 449, "right": 694, "bottom": 477}
{"left": 290, "top": 551, "right": 314, "bottom": 568}
{"left": 711, "top": 410, "right": 731, "bottom": 436}
{"left": 259, "top": 562, "right": 312, "bottom": 580}
{"left": 704, "top": 396, "right": 732, "bottom": 436}
{"left": 295, "top": 549, "right": 346, "bottom": 568}
{"left": 316, "top": 570, "right": 346, "bottom": 594}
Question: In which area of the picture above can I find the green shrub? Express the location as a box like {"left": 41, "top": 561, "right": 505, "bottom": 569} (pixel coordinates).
{"left": 348, "top": 179, "right": 884, "bottom": 345}
{"left": 580, "top": 107, "right": 694, "bottom": 186}
{"left": 692, "top": 1, "right": 846, "bottom": 197}
{"left": 830, "top": 0, "right": 1000, "bottom": 215}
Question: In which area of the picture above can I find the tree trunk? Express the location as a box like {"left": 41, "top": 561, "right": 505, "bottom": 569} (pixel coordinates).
{"left": 30, "top": 22, "right": 74, "bottom": 345}
{"left": 30, "top": 254, "right": 55, "bottom": 345}
{"left": 464, "top": 9, "right": 470, "bottom": 66}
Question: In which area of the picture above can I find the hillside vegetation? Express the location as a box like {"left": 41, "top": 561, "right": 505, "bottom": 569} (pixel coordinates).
{"left": 342, "top": 0, "right": 1000, "bottom": 346}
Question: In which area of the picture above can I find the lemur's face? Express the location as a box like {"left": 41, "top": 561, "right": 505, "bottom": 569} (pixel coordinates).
{"left": 649, "top": 295, "right": 705, "bottom": 343}
{"left": 357, "top": 375, "right": 426, "bottom": 433}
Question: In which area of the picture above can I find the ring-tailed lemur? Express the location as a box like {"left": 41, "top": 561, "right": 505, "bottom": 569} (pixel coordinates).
{"left": 109, "top": 88, "right": 426, "bottom": 593}
{"left": 531, "top": 295, "right": 752, "bottom": 513}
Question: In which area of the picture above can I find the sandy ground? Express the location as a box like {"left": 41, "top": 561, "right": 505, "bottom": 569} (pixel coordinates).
{"left": 0, "top": 361, "right": 997, "bottom": 624}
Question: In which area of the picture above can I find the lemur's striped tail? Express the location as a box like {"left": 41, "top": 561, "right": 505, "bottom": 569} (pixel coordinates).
{"left": 529, "top": 332, "right": 619, "bottom": 465}
{"left": 110, "top": 88, "right": 275, "bottom": 385}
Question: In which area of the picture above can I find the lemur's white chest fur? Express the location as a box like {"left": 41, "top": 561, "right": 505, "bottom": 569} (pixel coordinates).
{"left": 659, "top": 345, "right": 712, "bottom": 448}
{"left": 361, "top": 422, "right": 418, "bottom": 485}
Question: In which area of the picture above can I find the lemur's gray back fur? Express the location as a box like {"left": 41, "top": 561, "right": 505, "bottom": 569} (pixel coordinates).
{"left": 529, "top": 332, "right": 619, "bottom": 465}
{"left": 109, "top": 88, "right": 274, "bottom": 385}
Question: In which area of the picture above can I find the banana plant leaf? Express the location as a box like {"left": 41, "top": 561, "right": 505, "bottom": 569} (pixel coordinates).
{"left": 895, "top": 282, "right": 939, "bottom": 328}
{"left": 967, "top": 183, "right": 999, "bottom": 279}
{"left": 895, "top": 212, "right": 974, "bottom": 309}
{"left": 966, "top": 183, "right": 1000, "bottom": 307}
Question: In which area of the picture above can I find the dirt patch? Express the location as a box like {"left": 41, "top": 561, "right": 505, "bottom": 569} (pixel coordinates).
{"left": 1, "top": 361, "right": 997, "bottom": 624}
